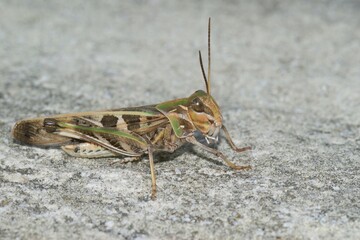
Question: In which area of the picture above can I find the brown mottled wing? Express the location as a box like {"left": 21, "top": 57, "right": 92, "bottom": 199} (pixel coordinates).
{"left": 12, "top": 117, "right": 73, "bottom": 146}
{"left": 12, "top": 105, "right": 168, "bottom": 147}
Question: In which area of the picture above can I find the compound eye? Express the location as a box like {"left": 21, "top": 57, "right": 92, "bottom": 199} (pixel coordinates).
{"left": 191, "top": 97, "right": 204, "bottom": 112}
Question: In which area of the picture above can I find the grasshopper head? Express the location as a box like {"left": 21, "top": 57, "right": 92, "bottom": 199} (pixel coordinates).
{"left": 189, "top": 18, "right": 223, "bottom": 143}
{"left": 188, "top": 90, "right": 222, "bottom": 143}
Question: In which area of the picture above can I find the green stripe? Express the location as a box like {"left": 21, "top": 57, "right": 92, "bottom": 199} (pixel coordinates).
{"left": 107, "top": 110, "right": 159, "bottom": 116}
{"left": 156, "top": 98, "right": 189, "bottom": 112}
{"left": 57, "top": 122, "right": 147, "bottom": 145}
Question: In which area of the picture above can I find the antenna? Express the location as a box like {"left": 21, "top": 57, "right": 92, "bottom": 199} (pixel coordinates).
{"left": 198, "top": 18, "right": 212, "bottom": 95}
{"left": 207, "top": 17, "right": 211, "bottom": 95}
{"left": 199, "top": 51, "right": 208, "bottom": 91}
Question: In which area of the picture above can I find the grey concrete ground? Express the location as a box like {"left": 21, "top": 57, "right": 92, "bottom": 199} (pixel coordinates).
{"left": 0, "top": 0, "right": 359, "bottom": 239}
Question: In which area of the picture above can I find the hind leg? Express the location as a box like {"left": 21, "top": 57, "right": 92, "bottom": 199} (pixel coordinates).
{"left": 109, "top": 156, "right": 142, "bottom": 165}
{"left": 62, "top": 142, "right": 117, "bottom": 158}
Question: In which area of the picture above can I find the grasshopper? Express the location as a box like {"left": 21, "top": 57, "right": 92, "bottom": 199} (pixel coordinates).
{"left": 12, "top": 19, "right": 251, "bottom": 199}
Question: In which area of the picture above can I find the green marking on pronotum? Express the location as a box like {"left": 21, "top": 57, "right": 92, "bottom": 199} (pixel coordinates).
{"left": 57, "top": 122, "right": 147, "bottom": 145}
{"left": 102, "top": 110, "right": 158, "bottom": 117}
{"left": 167, "top": 114, "right": 182, "bottom": 137}
{"left": 156, "top": 98, "right": 189, "bottom": 112}
{"left": 156, "top": 98, "right": 191, "bottom": 138}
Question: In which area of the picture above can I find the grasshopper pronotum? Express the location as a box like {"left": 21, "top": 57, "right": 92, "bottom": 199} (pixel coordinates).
{"left": 12, "top": 19, "right": 251, "bottom": 199}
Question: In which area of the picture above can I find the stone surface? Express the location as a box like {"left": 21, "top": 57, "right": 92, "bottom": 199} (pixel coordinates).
{"left": 0, "top": 1, "right": 359, "bottom": 239}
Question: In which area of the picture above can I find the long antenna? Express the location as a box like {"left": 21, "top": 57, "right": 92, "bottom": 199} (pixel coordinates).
{"left": 199, "top": 51, "right": 208, "bottom": 91}
{"left": 207, "top": 17, "right": 211, "bottom": 95}
{"left": 199, "top": 18, "right": 212, "bottom": 95}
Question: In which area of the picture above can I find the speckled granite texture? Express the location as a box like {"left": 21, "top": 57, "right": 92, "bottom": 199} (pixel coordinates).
{"left": 0, "top": 1, "right": 359, "bottom": 239}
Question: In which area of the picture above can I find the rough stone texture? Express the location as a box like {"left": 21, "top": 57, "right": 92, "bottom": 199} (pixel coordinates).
{"left": 1, "top": 1, "right": 359, "bottom": 239}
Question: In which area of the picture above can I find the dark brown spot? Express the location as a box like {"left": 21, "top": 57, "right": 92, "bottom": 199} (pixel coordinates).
{"left": 130, "top": 144, "right": 143, "bottom": 153}
{"left": 74, "top": 146, "right": 80, "bottom": 153}
{"left": 122, "top": 115, "right": 141, "bottom": 131}
{"left": 12, "top": 122, "right": 33, "bottom": 142}
{"left": 146, "top": 116, "right": 157, "bottom": 126}
{"left": 43, "top": 118, "right": 58, "bottom": 133}
{"left": 21, "top": 122, "right": 33, "bottom": 138}
{"left": 72, "top": 117, "right": 95, "bottom": 127}
{"left": 101, "top": 115, "right": 118, "bottom": 127}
